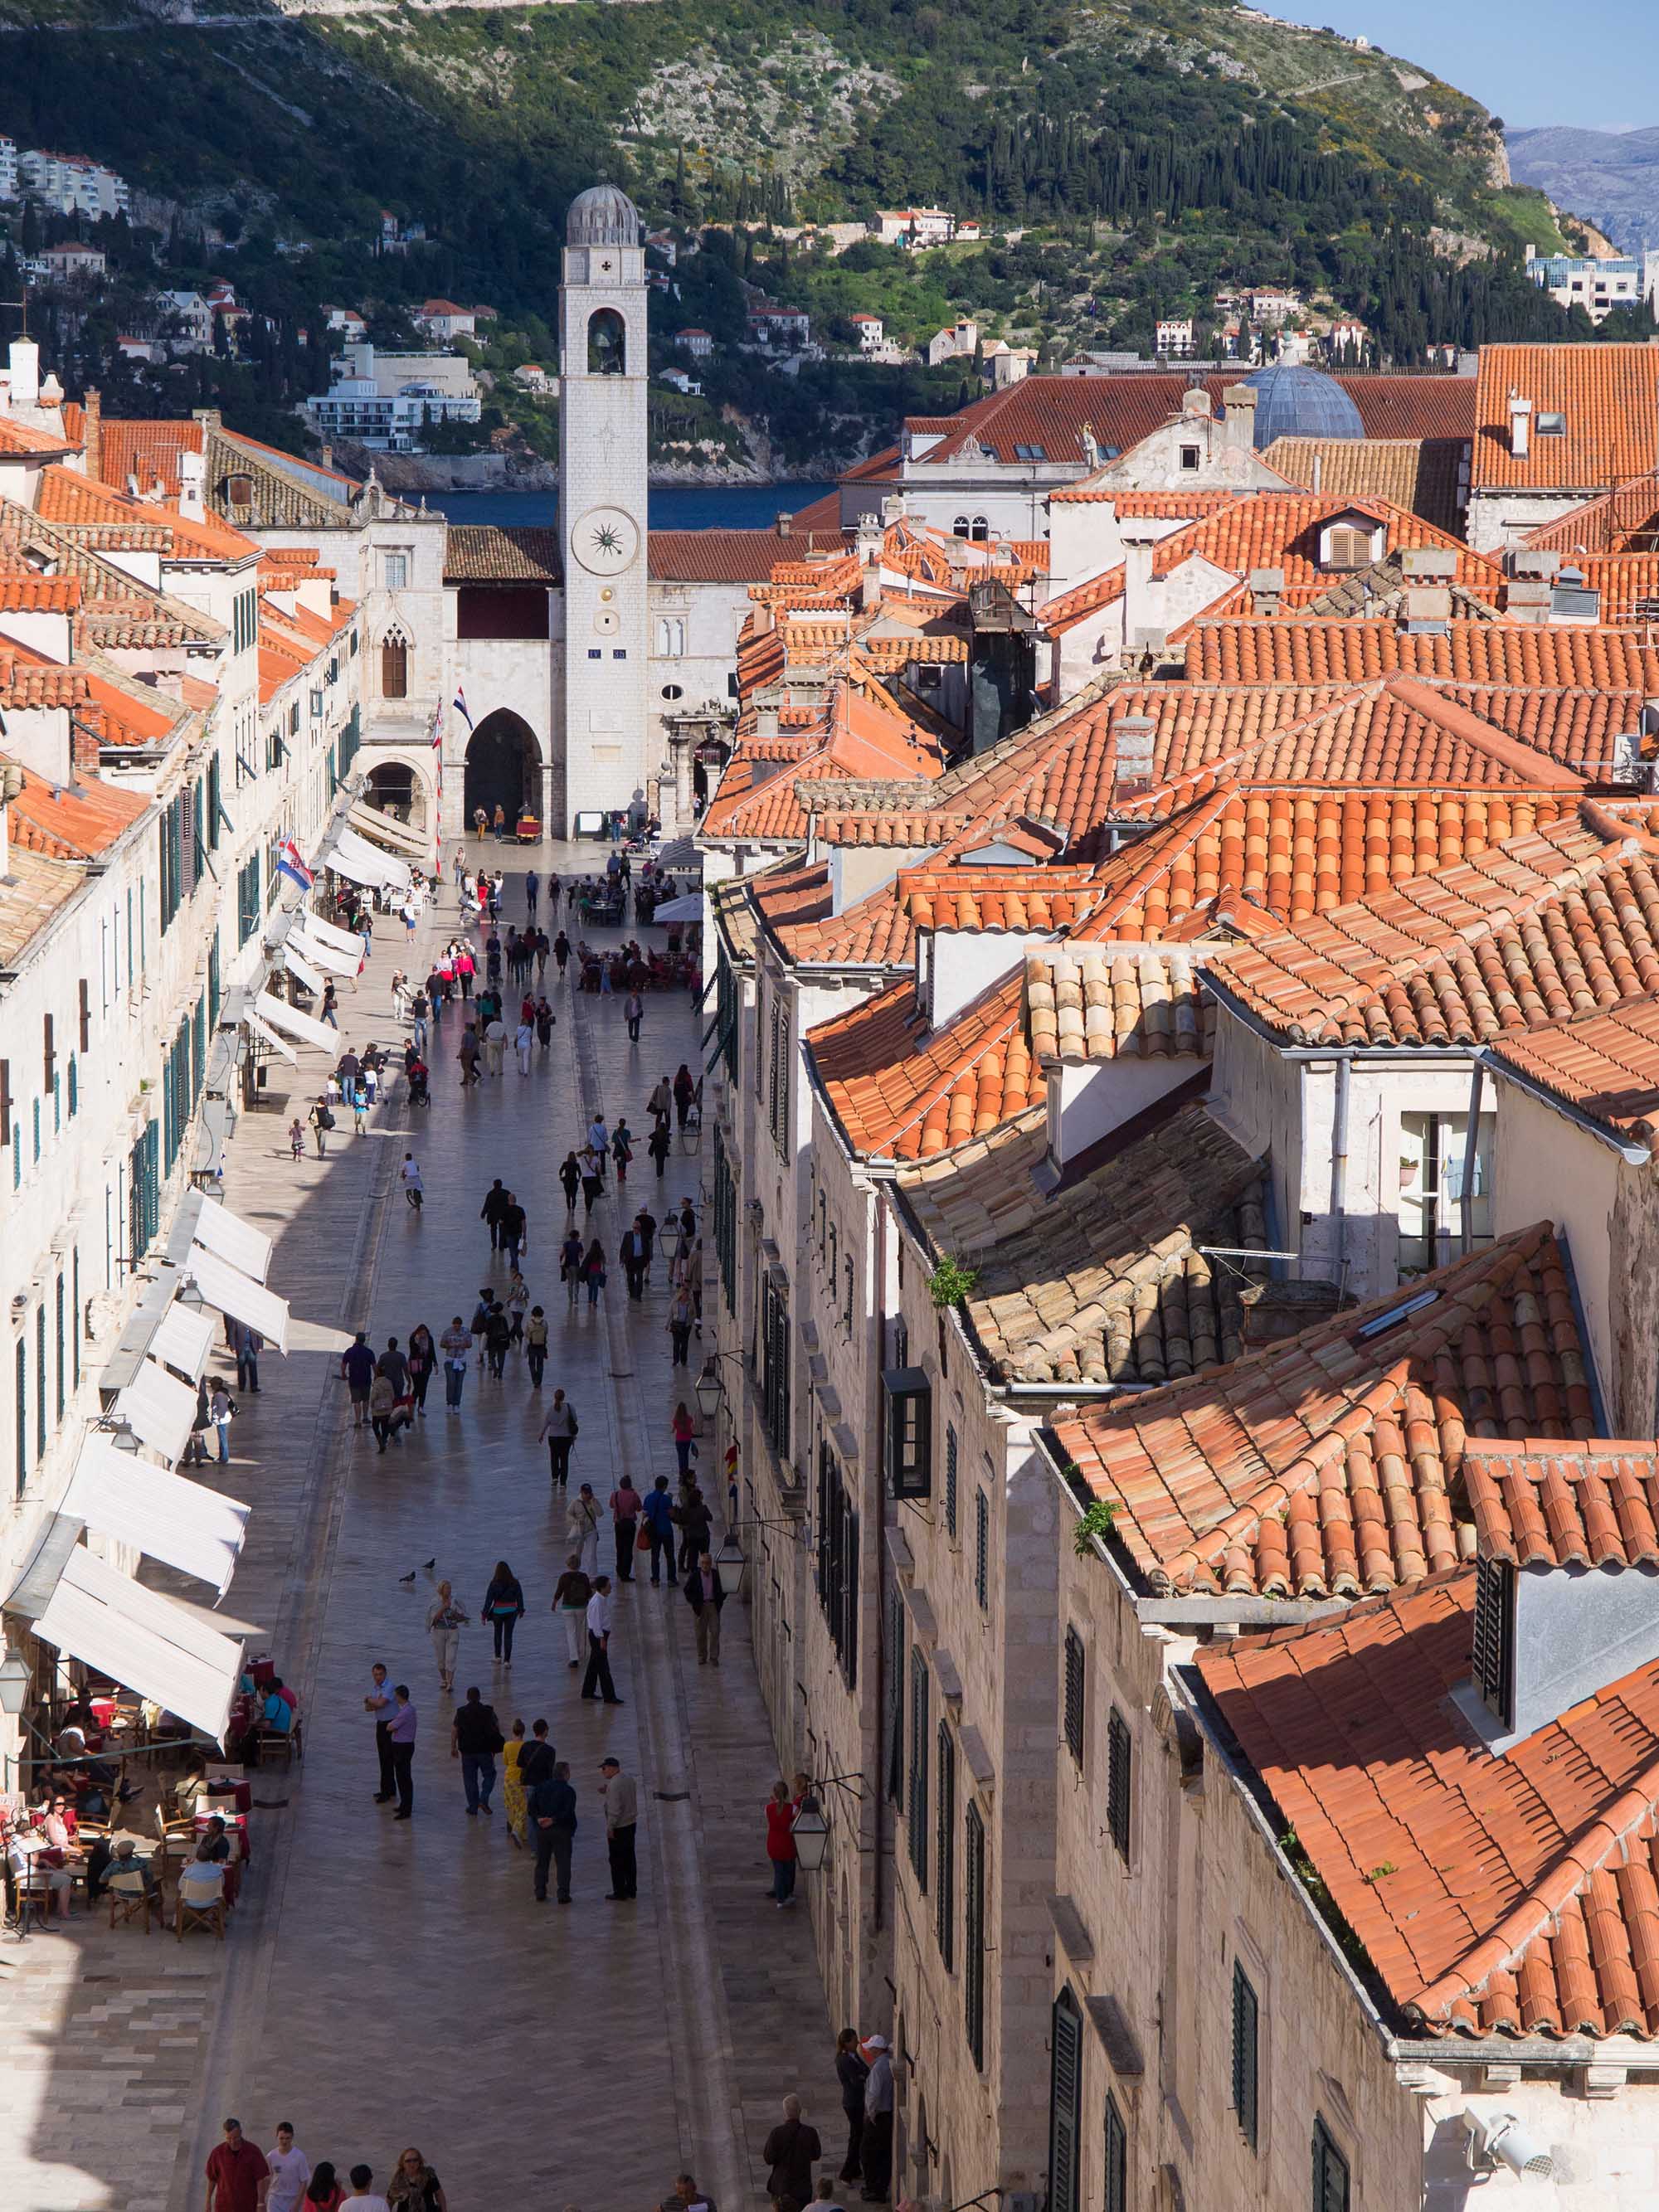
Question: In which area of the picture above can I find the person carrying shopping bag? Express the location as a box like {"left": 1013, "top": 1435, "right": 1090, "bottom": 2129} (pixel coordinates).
{"left": 426, "top": 1582, "right": 469, "bottom": 1693}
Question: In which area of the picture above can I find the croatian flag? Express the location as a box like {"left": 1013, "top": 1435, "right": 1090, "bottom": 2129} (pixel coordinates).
{"left": 276, "top": 837, "right": 314, "bottom": 892}
{"left": 451, "top": 684, "right": 473, "bottom": 730}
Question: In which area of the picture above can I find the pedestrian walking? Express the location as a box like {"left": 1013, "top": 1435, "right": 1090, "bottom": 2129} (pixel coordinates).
{"left": 672, "top": 1399, "right": 698, "bottom": 1478}
{"left": 673, "top": 1062, "right": 696, "bottom": 1129}
{"left": 210, "top": 1377, "right": 236, "bottom": 1463}
{"left": 625, "top": 989, "right": 644, "bottom": 1043}
{"left": 499, "top": 1191, "right": 528, "bottom": 1271}
{"left": 406, "top": 1323, "right": 436, "bottom": 1415}
{"left": 540, "top": 1388, "right": 578, "bottom": 1484}
{"left": 648, "top": 1074, "right": 673, "bottom": 1127}
{"left": 309, "top": 1094, "right": 335, "bottom": 1156}
{"left": 365, "top": 1660, "right": 397, "bottom": 1802}
{"left": 386, "top": 2148, "right": 447, "bottom": 2212}
{"left": 378, "top": 1336, "right": 410, "bottom": 1398}
{"left": 456, "top": 1027, "right": 481, "bottom": 1087}
{"left": 515, "top": 1018, "right": 534, "bottom": 1075}
{"left": 609, "top": 1474, "right": 643, "bottom": 1580}
{"left": 503, "top": 1718, "right": 529, "bottom": 1847}
{"left": 321, "top": 982, "right": 339, "bottom": 1029}
{"left": 860, "top": 2041, "right": 893, "bottom": 2203}
{"left": 567, "top": 1483, "right": 601, "bottom": 1578}
{"left": 582, "top": 1237, "right": 607, "bottom": 1305}
{"left": 684, "top": 1548, "right": 726, "bottom": 1667}
{"left": 484, "top": 1300, "right": 512, "bottom": 1378}
{"left": 676, "top": 1484, "right": 713, "bottom": 1578}
{"left": 289, "top": 1116, "right": 305, "bottom": 1163}
{"left": 762, "top": 2098, "right": 821, "bottom": 2207}
{"left": 536, "top": 997, "right": 556, "bottom": 1052}
{"left": 554, "top": 930, "right": 571, "bottom": 980}
{"left": 205, "top": 2119, "right": 270, "bottom": 2212}
{"left": 599, "top": 1753, "right": 637, "bottom": 1894}
{"left": 612, "top": 1119, "right": 634, "bottom": 1186}
{"left": 620, "top": 1217, "right": 649, "bottom": 1300}
{"left": 484, "top": 1015, "right": 507, "bottom": 1078}
{"left": 302, "top": 2163, "right": 343, "bottom": 2212}
{"left": 411, "top": 989, "right": 430, "bottom": 1056}
{"left": 484, "top": 1559, "right": 525, "bottom": 1663}
{"left": 529, "top": 1757, "right": 577, "bottom": 1903}
{"left": 582, "top": 1578, "right": 623, "bottom": 1704}
{"left": 524, "top": 1305, "right": 549, "bottom": 1388}
{"left": 766, "top": 1779, "right": 798, "bottom": 1907}
{"left": 450, "top": 1686, "right": 503, "bottom": 1816}
{"left": 386, "top": 1686, "right": 417, "bottom": 1818}
{"left": 480, "top": 1178, "right": 509, "bottom": 1249}
{"left": 559, "top": 1150, "right": 582, "bottom": 1216}
{"left": 440, "top": 1316, "right": 470, "bottom": 1410}
{"left": 368, "top": 1371, "right": 399, "bottom": 1452}
{"left": 469, "top": 1286, "right": 494, "bottom": 1368}
{"left": 341, "top": 1331, "right": 376, "bottom": 1427}
{"left": 525, "top": 868, "right": 539, "bottom": 919}
{"left": 643, "top": 1474, "right": 678, "bottom": 1586}
{"left": 579, "top": 1149, "right": 603, "bottom": 1216}
{"left": 648, "top": 1120, "right": 672, "bottom": 1178}
{"left": 834, "top": 2031, "right": 868, "bottom": 2183}
{"left": 552, "top": 1555, "right": 591, "bottom": 1667}
{"left": 587, "top": 1112, "right": 610, "bottom": 1171}
{"left": 265, "top": 2127, "right": 313, "bottom": 2212}
{"left": 426, "top": 1582, "right": 468, "bottom": 1692}
{"left": 560, "top": 1227, "right": 585, "bottom": 1307}
{"left": 667, "top": 1285, "right": 695, "bottom": 1367}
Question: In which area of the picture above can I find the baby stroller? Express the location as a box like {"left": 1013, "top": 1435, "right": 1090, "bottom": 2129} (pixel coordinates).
{"left": 407, "top": 1061, "right": 431, "bottom": 1109}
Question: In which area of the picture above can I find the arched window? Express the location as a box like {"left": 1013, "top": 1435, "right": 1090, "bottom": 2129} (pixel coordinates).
{"left": 952, "top": 515, "right": 971, "bottom": 539}
{"left": 380, "top": 633, "right": 408, "bottom": 699}
{"left": 970, "top": 515, "right": 990, "bottom": 542}
{"left": 588, "top": 308, "right": 626, "bottom": 377}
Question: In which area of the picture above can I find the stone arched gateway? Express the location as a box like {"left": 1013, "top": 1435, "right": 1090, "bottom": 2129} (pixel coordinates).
{"left": 357, "top": 750, "right": 439, "bottom": 859}
{"left": 464, "top": 711, "right": 544, "bottom": 839}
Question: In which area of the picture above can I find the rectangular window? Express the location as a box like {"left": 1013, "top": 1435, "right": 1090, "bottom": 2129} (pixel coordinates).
{"left": 1312, "top": 2119, "right": 1350, "bottom": 2212}
{"left": 907, "top": 1646, "right": 929, "bottom": 1891}
{"left": 975, "top": 1487, "right": 989, "bottom": 1609}
{"left": 886, "top": 1591, "right": 906, "bottom": 1806}
{"left": 761, "top": 1275, "right": 791, "bottom": 1463}
{"left": 1398, "top": 1108, "right": 1495, "bottom": 1276}
{"left": 1063, "top": 1626, "right": 1085, "bottom": 1766}
{"left": 71, "top": 1247, "right": 80, "bottom": 1391}
{"left": 32, "top": 1096, "right": 41, "bottom": 1164}
{"left": 712, "top": 1127, "right": 737, "bottom": 1317}
{"left": 1232, "top": 1962, "right": 1260, "bottom": 2151}
{"left": 883, "top": 1368, "right": 932, "bottom": 1499}
{"left": 935, "top": 1721, "right": 956, "bottom": 1969}
{"left": 13, "top": 1335, "right": 25, "bottom": 1495}
{"left": 1472, "top": 1555, "right": 1515, "bottom": 1729}
{"left": 965, "top": 1801, "right": 985, "bottom": 2066}
{"left": 815, "top": 1441, "right": 859, "bottom": 1686}
{"left": 36, "top": 1305, "right": 46, "bottom": 1456}
{"left": 54, "top": 1273, "right": 64, "bottom": 1422}
{"left": 383, "top": 552, "right": 409, "bottom": 591}
{"left": 945, "top": 1424, "right": 958, "bottom": 1539}
{"left": 1048, "top": 1991, "right": 1083, "bottom": 2212}
{"left": 1103, "top": 2094, "right": 1127, "bottom": 2212}
{"left": 1106, "top": 1708, "right": 1131, "bottom": 1861}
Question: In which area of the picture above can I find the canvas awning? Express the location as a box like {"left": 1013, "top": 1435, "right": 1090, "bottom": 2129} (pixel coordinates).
{"left": 651, "top": 892, "right": 703, "bottom": 925}
{"left": 151, "top": 1300, "right": 215, "bottom": 1382}
{"left": 325, "top": 843, "right": 396, "bottom": 892}
{"left": 280, "top": 940, "right": 326, "bottom": 994}
{"left": 64, "top": 1434, "right": 250, "bottom": 1597}
{"left": 180, "top": 1242, "right": 291, "bottom": 1353}
{"left": 349, "top": 802, "right": 427, "bottom": 858}
{"left": 186, "top": 1197, "right": 273, "bottom": 1285}
{"left": 289, "top": 924, "right": 359, "bottom": 978}
{"left": 34, "top": 1546, "right": 245, "bottom": 1743}
{"left": 328, "top": 827, "right": 411, "bottom": 892}
{"left": 247, "top": 1011, "right": 299, "bottom": 1066}
{"left": 254, "top": 990, "right": 337, "bottom": 1054}
{"left": 109, "top": 1356, "right": 198, "bottom": 1463}
{"left": 302, "top": 913, "right": 369, "bottom": 958}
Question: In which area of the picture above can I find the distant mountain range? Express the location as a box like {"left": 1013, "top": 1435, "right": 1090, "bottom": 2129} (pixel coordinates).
{"left": 1506, "top": 126, "right": 1659, "bottom": 255}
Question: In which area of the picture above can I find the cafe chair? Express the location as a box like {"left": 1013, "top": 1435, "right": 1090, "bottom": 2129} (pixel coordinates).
{"left": 175, "top": 1865, "right": 226, "bottom": 1942}
{"left": 153, "top": 1805, "right": 195, "bottom": 1870}
{"left": 257, "top": 1714, "right": 303, "bottom": 1769}
{"left": 107, "top": 1869, "right": 158, "bottom": 1934}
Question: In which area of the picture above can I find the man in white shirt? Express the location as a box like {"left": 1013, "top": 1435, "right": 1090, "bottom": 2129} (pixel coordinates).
{"left": 600, "top": 1755, "right": 639, "bottom": 1900}
{"left": 581, "top": 1575, "right": 623, "bottom": 1704}
{"left": 265, "top": 2126, "right": 310, "bottom": 2212}
{"left": 364, "top": 1660, "right": 397, "bottom": 1803}
{"left": 343, "top": 2166, "right": 391, "bottom": 2212}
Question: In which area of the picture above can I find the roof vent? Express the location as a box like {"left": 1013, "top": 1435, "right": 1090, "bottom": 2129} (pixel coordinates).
{"left": 1509, "top": 548, "right": 1559, "bottom": 581}
{"left": 1400, "top": 547, "right": 1455, "bottom": 581}
{"left": 1507, "top": 388, "right": 1532, "bottom": 459}
{"left": 1247, "top": 566, "right": 1282, "bottom": 617}
{"left": 1114, "top": 714, "right": 1156, "bottom": 795}
{"left": 1404, "top": 585, "right": 1451, "bottom": 634}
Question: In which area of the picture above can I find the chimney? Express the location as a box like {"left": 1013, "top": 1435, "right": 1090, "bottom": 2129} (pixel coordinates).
{"left": 320, "top": 444, "right": 333, "bottom": 470}
{"left": 1247, "top": 566, "right": 1283, "bottom": 618}
{"left": 775, "top": 512, "right": 792, "bottom": 538}
{"left": 855, "top": 513, "right": 884, "bottom": 609}
{"left": 8, "top": 335, "right": 39, "bottom": 409}
{"left": 81, "top": 386, "right": 102, "bottom": 482}
{"left": 1113, "top": 713, "right": 1156, "bottom": 799}
{"left": 0, "top": 761, "right": 22, "bottom": 879}
{"left": 1222, "top": 383, "right": 1258, "bottom": 451}
{"left": 192, "top": 407, "right": 223, "bottom": 433}
{"left": 178, "top": 447, "right": 206, "bottom": 523}
{"left": 1507, "top": 387, "right": 1532, "bottom": 459}
{"left": 1119, "top": 525, "right": 1161, "bottom": 648}
{"left": 1080, "top": 421, "right": 1100, "bottom": 470}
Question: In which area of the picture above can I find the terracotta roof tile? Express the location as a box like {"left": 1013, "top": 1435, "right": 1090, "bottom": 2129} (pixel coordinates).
{"left": 650, "top": 528, "right": 844, "bottom": 583}
{"left": 1487, "top": 992, "right": 1659, "bottom": 1158}
{"left": 443, "top": 526, "right": 561, "bottom": 585}
{"left": 808, "top": 972, "right": 1040, "bottom": 1159}
{"left": 1185, "top": 614, "right": 1659, "bottom": 697}
{"left": 1026, "top": 947, "right": 1213, "bottom": 1064}
{"left": 897, "top": 1096, "right": 1267, "bottom": 1384}
{"left": 1465, "top": 1438, "right": 1659, "bottom": 1569}
{"left": 0, "top": 649, "right": 90, "bottom": 712}
{"left": 1196, "top": 1566, "right": 1659, "bottom": 2038}
{"left": 1054, "top": 1222, "right": 1595, "bottom": 1599}
{"left": 2, "top": 756, "right": 148, "bottom": 858}
{"left": 1147, "top": 494, "right": 1500, "bottom": 596}
{"left": 0, "top": 840, "right": 80, "bottom": 965}
{"left": 0, "top": 415, "right": 80, "bottom": 458}
{"left": 1208, "top": 800, "right": 1659, "bottom": 1048}
{"left": 1523, "top": 470, "right": 1659, "bottom": 556}
{"left": 1259, "top": 435, "right": 1467, "bottom": 533}
{"left": 1472, "top": 343, "right": 1659, "bottom": 492}
{"left": 0, "top": 571, "right": 80, "bottom": 612}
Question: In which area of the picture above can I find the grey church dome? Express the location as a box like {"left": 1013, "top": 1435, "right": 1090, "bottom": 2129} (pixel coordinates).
{"left": 1242, "top": 363, "right": 1365, "bottom": 448}
{"left": 567, "top": 182, "right": 641, "bottom": 248}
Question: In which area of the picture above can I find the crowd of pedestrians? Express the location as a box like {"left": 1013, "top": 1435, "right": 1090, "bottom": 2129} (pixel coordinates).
{"left": 203, "top": 2116, "right": 449, "bottom": 2212}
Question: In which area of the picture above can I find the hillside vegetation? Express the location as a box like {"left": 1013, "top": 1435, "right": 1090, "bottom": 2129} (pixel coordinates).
{"left": 0, "top": 0, "right": 1637, "bottom": 467}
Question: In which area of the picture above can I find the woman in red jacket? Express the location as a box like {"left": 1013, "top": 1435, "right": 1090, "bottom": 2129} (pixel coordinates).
{"left": 766, "top": 1778, "right": 797, "bottom": 1908}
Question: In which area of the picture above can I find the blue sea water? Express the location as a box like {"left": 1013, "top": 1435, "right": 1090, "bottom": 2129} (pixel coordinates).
{"left": 428, "top": 483, "right": 834, "bottom": 529}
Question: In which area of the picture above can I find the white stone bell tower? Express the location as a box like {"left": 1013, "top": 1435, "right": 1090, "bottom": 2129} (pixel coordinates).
{"left": 559, "top": 181, "right": 651, "bottom": 835}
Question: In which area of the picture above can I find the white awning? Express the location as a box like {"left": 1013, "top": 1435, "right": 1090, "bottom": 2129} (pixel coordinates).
{"left": 334, "top": 827, "right": 412, "bottom": 892}
{"left": 187, "top": 1198, "right": 273, "bottom": 1286}
{"left": 254, "top": 990, "right": 337, "bottom": 1054}
{"left": 349, "top": 801, "right": 428, "bottom": 859}
{"left": 247, "top": 1011, "right": 299, "bottom": 1066}
{"left": 152, "top": 1300, "right": 215, "bottom": 1382}
{"left": 64, "top": 1434, "right": 250, "bottom": 1597}
{"left": 303, "top": 912, "right": 369, "bottom": 958}
{"left": 280, "top": 941, "right": 326, "bottom": 994}
{"left": 182, "top": 1242, "right": 291, "bottom": 1353}
{"left": 35, "top": 1546, "right": 245, "bottom": 1742}
{"left": 288, "top": 923, "right": 360, "bottom": 977}
{"left": 651, "top": 892, "right": 703, "bottom": 924}
{"left": 109, "top": 1356, "right": 197, "bottom": 1462}
{"left": 325, "top": 841, "right": 397, "bottom": 892}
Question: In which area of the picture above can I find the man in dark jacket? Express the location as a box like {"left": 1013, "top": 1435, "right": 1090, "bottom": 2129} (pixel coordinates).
{"left": 340, "top": 1332, "right": 377, "bottom": 1428}
{"left": 484, "top": 1302, "right": 513, "bottom": 1378}
{"left": 518, "top": 1717, "right": 556, "bottom": 1792}
{"left": 528, "top": 1759, "right": 578, "bottom": 1902}
{"left": 683, "top": 1549, "right": 727, "bottom": 1668}
{"left": 619, "top": 1218, "right": 650, "bottom": 1300}
{"left": 450, "top": 1687, "right": 503, "bottom": 1816}
{"left": 499, "top": 1194, "right": 528, "bottom": 1271}
{"left": 479, "top": 1179, "right": 510, "bottom": 1250}
{"left": 761, "top": 2097, "right": 821, "bottom": 2207}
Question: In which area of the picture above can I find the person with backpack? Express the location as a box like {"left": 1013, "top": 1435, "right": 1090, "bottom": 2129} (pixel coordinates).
{"left": 309, "top": 1094, "right": 335, "bottom": 1158}
{"left": 523, "top": 1305, "right": 549, "bottom": 1387}
{"left": 484, "top": 1301, "right": 513, "bottom": 1379}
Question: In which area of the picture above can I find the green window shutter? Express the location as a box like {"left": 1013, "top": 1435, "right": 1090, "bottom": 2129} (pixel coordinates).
{"left": 964, "top": 1801, "right": 985, "bottom": 2067}
{"left": 15, "top": 1335, "right": 27, "bottom": 1494}
{"left": 54, "top": 1273, "right": 64, "bottom": 1422}
{"left": 71, "top": 1247, "right": 80, "bottom": 1390}
{"left": 35, "top": 1305, "right": 46, "bottom": 1456}
{"left": 945, "top": 1423, "right": 958, "bottom": 1539}
{"left": 1103, "top": 2093, "right": 1127, "bottom": 2212}
{"left": 1312, "top": 2119, "right": 1350, "bottom": 2212}
{"left": 886, "top": 1591, "right": 906, "bottom": 1806}
{"left": 1048, "top": 1991, "right": 1083, "bottom": 2212}
{"left": 975, "top": 1487, "right": 989, "bottom": 1608}
{"left": 1233, "top": 1962, "right": 1259, "bottom": 2149}
{"left": 935, "top": 1721, "right": 955, "bottom": 1969}
{"left": 1063, "top": 1627, "right": 1085, "bottom": 1766}
{"left": 1107, "top": 1708, "right": 1132, "bottom": 1861}
{"left": 907, "top": 1646, "right": 930, "bottom": 1891}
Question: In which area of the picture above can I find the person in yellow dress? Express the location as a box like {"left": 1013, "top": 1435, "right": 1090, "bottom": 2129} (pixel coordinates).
{"left": 502, "top": 1718, "right": 528, "bottom": 1847}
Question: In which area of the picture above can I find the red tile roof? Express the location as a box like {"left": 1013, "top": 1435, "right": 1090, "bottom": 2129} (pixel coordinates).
{"left": 808, "top": 970, "right": 1039, "bottom": 1160}
{"left": 0, "top": 571, "right": 80, "bottom": 612}
{"left": 1148, "top": 493, "right": 1500, "bottom": 596}
{"left": 36, "top": 464, "right": 257, "bottom": 562}
{"left": 2, "top": 756, "right": 148, "bottom": 858}
{"left": 1208, "top": 800, "right": 1659, "bottom": 1048}
{"left": 1465, "top": 1438, "right": 1659, "bottom": 1569}
{"left": 1053, "top": 1222, "right": 1595, "bottom": 1600}
{"left": 0, "top": 415, "right": 80, "bottom": 459}
{"left": 1486, "top": 991, "right": 1659, "bottom": 1159}
{"left": 1196, "top": 1568, "right": 1659, "bottom": 2039}
{"left": 1183, "top": 615, "right": 1659, "bottom": 693}
{"left": 1472, "top": 343, "right": 1659, "bottom": 492}
{"left": 1522, "top": 469, "right": 1659, "bottom": 556}
{"left": 649, "top": 527, "right": 846, "bottom": 582}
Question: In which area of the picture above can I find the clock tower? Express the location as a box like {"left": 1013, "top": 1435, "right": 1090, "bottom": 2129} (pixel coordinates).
{"left": 558, "top": 182, "right": 651, "bottom": 834}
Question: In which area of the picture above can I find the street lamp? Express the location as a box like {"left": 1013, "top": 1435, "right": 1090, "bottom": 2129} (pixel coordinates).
{"left": 714, "top": 1528, "right": 747, "bottom": 1597}
{"left": 791, "top": 1793, "right": 830, "bottom": 1873}
{"left": 695, "top": 1356, "right": 726, "bottom": 1424}
{"left": 0, "top": 1643, "right": 31, "bottom": 1717}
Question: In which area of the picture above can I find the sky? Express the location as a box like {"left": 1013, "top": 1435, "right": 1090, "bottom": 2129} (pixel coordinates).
{"left": 1261, "top": 1, "right": 1657, "bottom": 131}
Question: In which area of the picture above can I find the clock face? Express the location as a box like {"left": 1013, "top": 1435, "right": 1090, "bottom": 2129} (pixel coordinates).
{"left": 572, "top": 504, "right": 640, "bottom": 576}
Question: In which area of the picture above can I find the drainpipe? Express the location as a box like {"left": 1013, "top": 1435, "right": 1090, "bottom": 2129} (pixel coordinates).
{"left": 1330, "top": 1057, "right": 1350, "bottom": 1288}
{"left": 1460, "top": 1062, "right": 1485, "bottom": 1257}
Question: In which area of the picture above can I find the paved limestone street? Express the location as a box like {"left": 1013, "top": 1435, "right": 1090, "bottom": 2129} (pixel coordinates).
{"left": 0, "top": 843, "right": 845, "bottom": 2212}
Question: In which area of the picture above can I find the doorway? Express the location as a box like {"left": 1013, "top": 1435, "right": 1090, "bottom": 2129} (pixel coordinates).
{"left": 464, "top": 712, "right": 542, "bottom": 836}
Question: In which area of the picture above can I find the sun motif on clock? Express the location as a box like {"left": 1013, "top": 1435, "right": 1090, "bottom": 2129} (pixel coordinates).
{"left": 572, "top": 504, "right": 640, "bottom": 576}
